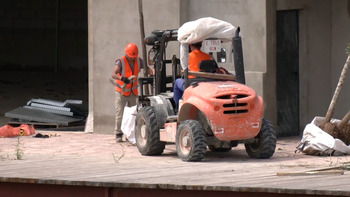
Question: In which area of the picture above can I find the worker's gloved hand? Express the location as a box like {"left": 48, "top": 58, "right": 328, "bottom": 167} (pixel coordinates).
{"left": 121, "top": 77, "right": 131, "bottom": 84}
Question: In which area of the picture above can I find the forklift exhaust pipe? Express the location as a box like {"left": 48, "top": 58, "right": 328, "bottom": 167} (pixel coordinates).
{"left": 233, "top": 27, "right": 246, "bottom": 84}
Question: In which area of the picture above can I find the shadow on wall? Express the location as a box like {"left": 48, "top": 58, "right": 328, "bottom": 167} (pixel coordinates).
{"left": 348, "top": 0, "right": 350, "bottom": 18}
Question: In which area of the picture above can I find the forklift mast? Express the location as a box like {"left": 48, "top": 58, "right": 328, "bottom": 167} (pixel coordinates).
{"left": 232, "top": 27, "right": 245, "bottom": 84}
{"left": 156, "top": 30, "right": 178, "bottom": 94}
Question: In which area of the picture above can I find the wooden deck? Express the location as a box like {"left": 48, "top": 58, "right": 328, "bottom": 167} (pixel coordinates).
{"left": 0, "top": 131, "right": 350, "bottom": 197}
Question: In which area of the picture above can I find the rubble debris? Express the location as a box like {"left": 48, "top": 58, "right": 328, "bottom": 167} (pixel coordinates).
{"left": 5, "top": 98, "right": 87, "bottom": 128}
{"left": 34, "top": 133, "right": 50, "bottom": 138}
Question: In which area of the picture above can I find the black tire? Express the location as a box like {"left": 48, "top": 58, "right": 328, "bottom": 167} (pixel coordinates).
{"left": 176, "top": 120, "right": 207, "bottom": 162}
{"left": 245, "top": 118, "right": 276, "bottom": 159}
{"left": 208, "top": 146, "right": 231, "bottom": 152}
{"left": 135, "top": 106, "right": 166, "bottom": 155}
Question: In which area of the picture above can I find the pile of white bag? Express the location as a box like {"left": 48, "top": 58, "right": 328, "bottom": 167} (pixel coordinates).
{"left": 297, "top": 116, "right": 350, "bottom": 156}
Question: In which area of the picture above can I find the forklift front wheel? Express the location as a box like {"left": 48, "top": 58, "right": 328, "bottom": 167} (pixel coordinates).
{"left": 176, "top": 120, "right": 207, "bottom": 162}
{"left": 244, "top": 118, "right": 276, "bottom": 159}
{"left": 135, "top": 106, "right": 166, "bottom": 155}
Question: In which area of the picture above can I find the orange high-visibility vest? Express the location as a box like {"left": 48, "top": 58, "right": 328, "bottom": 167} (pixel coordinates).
{"left": 115, "top": 56, "right": 140, "bottom": 96}
{"left": 188, "top": 49, "right": 211, "bottom": 78}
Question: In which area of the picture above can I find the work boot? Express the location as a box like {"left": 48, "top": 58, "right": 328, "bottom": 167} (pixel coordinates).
{"left": 116, "top": 134, "right": 123, "bottom": 143}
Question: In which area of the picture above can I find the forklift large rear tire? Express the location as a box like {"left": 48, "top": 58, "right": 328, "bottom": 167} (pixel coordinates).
{"left": 176, "top": 120, "right": 207, "bottom": 162}
{"left": 135, "top": 106, "right": 166, "bottom": 155}
{"left": 244, "top": 118, "right": 276, "bottom": 159}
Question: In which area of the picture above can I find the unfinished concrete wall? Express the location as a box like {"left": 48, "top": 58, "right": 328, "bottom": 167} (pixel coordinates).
{"left": 277, "top": 0, "right": 332, "bottom": 128}
{"left": 331, "top": 0, "right": 350, "bottom": 120}
{"left": 89, "top": 0, "right": 350, "bottom": 136}
{"left": 89, "top": 0, "right": 180, "bottom": 134}
{"left": 277, "top": 0, "right": 350, "bottom": 129}
{"left": 300, "top": 1, "right": 333, "bottom": 125}
{"left": 89, "top": 0, "right": 278, "bottom": 134}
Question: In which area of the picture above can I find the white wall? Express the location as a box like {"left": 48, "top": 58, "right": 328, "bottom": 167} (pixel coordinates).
{"left": 89, "top": 0, "right": 180, "bottom": 134}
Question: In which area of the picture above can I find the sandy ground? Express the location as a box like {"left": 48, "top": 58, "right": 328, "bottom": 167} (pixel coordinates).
{"left": 0, "top": 131, "right": 350, "bottom": 197}
{"left": 0, "top": 131, "right": 349, "bottom": 176}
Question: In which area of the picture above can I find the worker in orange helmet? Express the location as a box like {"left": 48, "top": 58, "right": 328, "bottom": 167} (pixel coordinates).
{"left": 173, "top": 42, "right": 211, "bottom": 112}
{"left": 112, "top": 43, "right": 151, "bottom": 143}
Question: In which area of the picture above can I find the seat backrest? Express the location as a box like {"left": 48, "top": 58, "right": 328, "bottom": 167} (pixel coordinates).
{"left": 199, "top": 60, "right": 218, "bottom": 73}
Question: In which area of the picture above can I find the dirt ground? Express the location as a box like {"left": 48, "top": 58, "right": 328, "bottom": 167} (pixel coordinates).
{"left": 0, "top": 70, "right": 88, "bottom": 127}
{"left": 333, "top": 123, "right": 350, "bottom": 145}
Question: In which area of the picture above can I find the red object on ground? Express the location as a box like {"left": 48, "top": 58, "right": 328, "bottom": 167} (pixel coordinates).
{"left": 0, "top": 124, "right": 35, "bottom": 137}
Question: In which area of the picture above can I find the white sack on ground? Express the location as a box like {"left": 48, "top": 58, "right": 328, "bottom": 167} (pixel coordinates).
{"left": 297, "top": 116, "right": 350, "bottom": 155}
{"left": 177, "top": 17, "right": 236, "bottom": 70}
{"left": 121, "top": 105, "right": 137, "bottom": 144}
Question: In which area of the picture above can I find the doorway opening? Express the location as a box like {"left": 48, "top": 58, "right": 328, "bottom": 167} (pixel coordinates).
{"left": 0, "top": 0, "right": 88, "bottom": 127}
{"left": 276, "top": 10, "right": 300, "bottom": 137}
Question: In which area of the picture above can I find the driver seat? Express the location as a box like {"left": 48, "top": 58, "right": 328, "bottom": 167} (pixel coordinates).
{"left": 199, "top": 60, "right": 218, "bottom": 73}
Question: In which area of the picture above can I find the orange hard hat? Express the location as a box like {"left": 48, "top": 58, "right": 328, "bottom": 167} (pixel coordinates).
{"left": 125, "top": 43, "right": 138, "bottom": 58}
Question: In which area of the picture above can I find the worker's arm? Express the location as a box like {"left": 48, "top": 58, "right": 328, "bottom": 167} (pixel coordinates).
{"left": 140, "top": 59, "right": 154, "bottom": 76}
{"left": 140, "top": 58, "right": 154, "bottom": 76}
{"left": 112, "top": 61, "right": 130, "bottom": 83}
{"left": 112, "top": 63, "right": 123, "bottom": 80}
{"left": 147, "top": 65, "right": 154, "bottom": 76}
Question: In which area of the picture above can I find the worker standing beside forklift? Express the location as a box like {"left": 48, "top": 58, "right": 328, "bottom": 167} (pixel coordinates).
{"left": 112, "top": 43, "right": 143, "bottom": 143}
{"left": 173, "top": 42, "right": 211, "bottom": 111}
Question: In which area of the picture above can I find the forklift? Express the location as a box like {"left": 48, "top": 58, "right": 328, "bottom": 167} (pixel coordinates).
{"left": 135, "top": 18, "right": 276, "bottom": 161}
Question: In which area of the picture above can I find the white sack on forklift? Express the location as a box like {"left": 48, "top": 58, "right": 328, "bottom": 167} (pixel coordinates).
{"left": 177, "top": 17, "right": 236, "bottom": 70}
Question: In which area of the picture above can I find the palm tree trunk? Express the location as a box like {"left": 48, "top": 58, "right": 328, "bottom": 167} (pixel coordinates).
{"left": 323, "top": 54, "right": 350, "bottom": 124}
{"left": 338, "top": 110, "right": 350, "bottom": 130}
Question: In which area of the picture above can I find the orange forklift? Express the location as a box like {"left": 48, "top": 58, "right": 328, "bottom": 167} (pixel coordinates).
{"left": 135, "top": 18, "right": 276, "bottom": 161}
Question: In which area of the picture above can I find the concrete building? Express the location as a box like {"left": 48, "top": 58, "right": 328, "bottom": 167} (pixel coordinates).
{"left": 89, "top": 0, "right": 350, "bottom": 136}
{"left": 1, "top": 0, "right": 349, "bottom": 137}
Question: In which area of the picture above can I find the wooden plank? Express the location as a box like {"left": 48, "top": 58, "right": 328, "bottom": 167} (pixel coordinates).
{"left": 184, "top": 70, "right": 236, "bottom": 81}
{"left": 277, "top": 170, "right": 345, "bottom": 176}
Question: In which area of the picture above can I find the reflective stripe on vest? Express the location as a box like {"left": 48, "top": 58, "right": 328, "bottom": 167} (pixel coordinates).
{"left": 115, "top": 56, "right": 140, "bottom": 96}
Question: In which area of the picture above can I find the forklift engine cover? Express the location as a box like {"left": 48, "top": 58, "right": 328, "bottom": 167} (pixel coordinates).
{"left": 178, "top": 80, "right": 263, "bottom": 141}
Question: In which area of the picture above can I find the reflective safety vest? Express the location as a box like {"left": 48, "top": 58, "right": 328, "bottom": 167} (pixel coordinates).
{"left": 188, "top": 49, "right": 211, "bottom": 78}
{"left": 115, "top": 56, "right": 140, "bottom": 96}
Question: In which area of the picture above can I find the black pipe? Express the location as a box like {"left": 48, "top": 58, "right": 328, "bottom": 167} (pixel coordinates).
{"left": 184, "top": 68, "right": 189, "bottom": 88}
{"left": 55, "top": 0, "right": 60, "bottom": 72}
{"left": 233, "top": 27, "right": 246, "bottom": 84}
